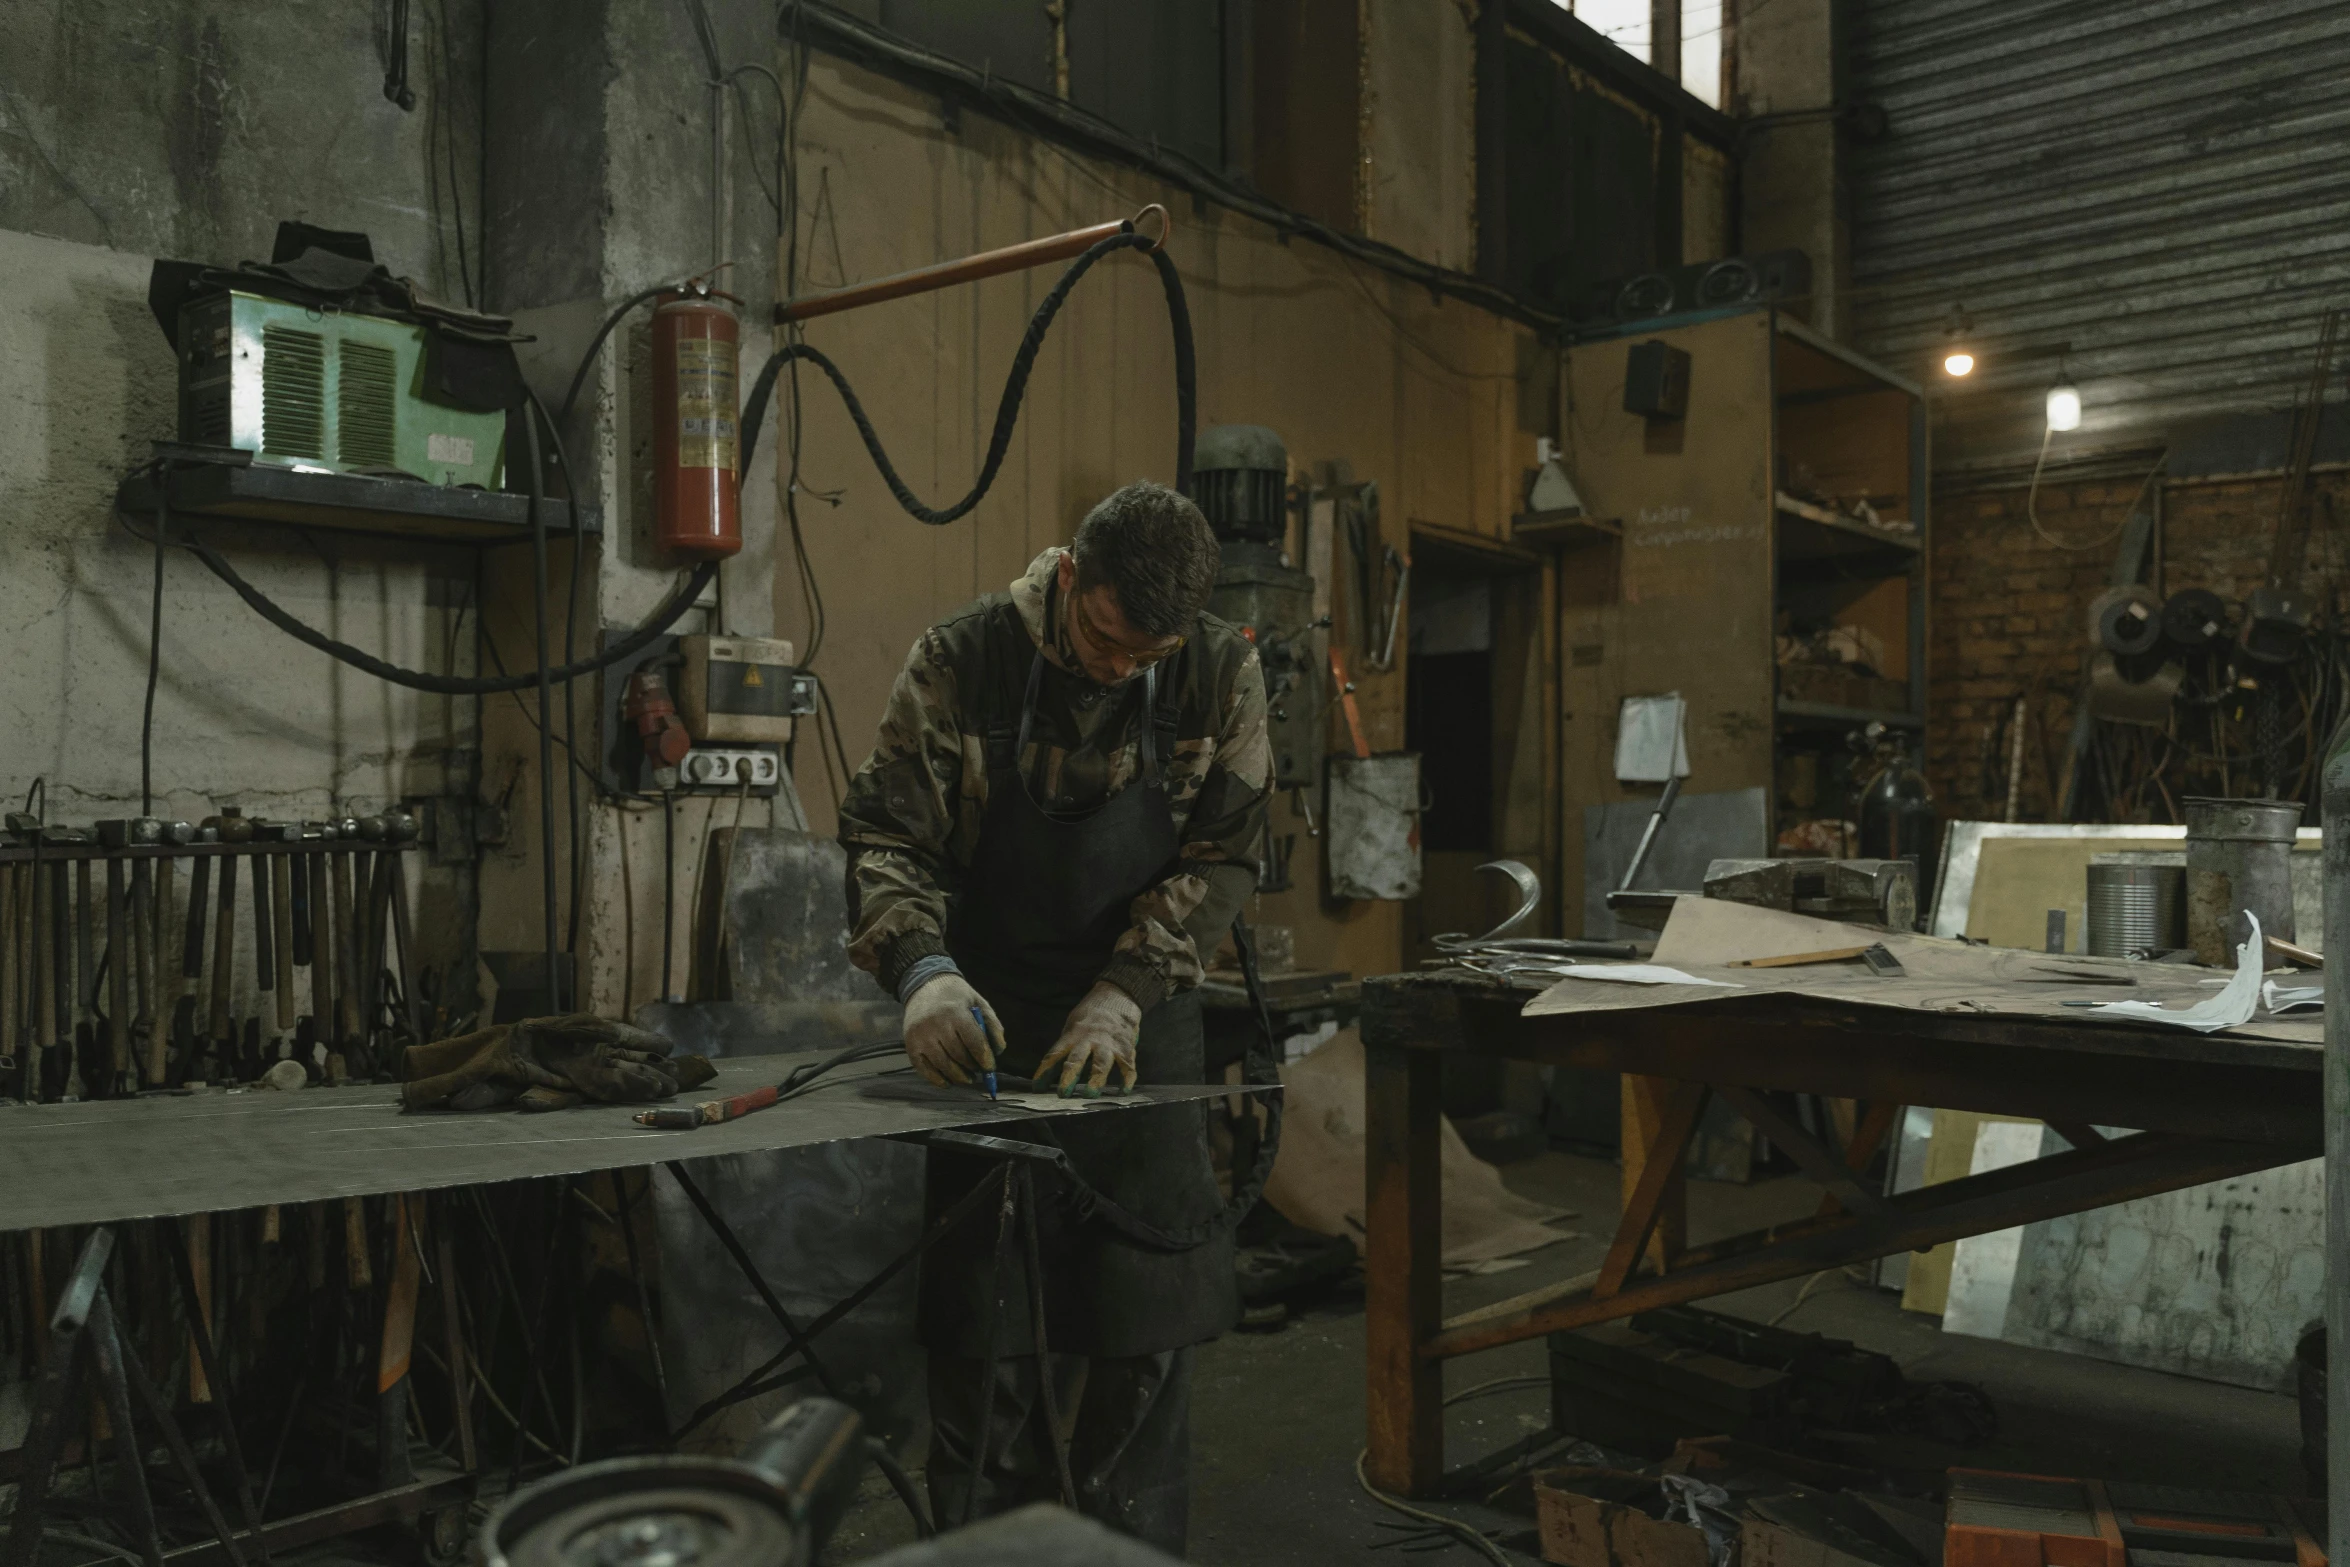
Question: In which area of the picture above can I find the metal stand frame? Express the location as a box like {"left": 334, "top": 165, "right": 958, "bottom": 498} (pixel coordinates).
{"left": 1359, "top": 971, "right": 2323, "bottom": 1496}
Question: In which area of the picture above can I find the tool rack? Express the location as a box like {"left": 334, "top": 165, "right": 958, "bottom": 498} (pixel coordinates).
{"left": 0, "top": 831, "right": 424, "bottom": 1105}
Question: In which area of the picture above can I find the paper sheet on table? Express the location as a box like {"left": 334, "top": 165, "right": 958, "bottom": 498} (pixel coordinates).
{"left": 2086, "top": 912, "right": 2263, "bottom": 1033}
{"left": 1614, "top": 693, "right": 1690, "bottom": 783}
{"left": 2263, "top": 981, "right": 2324, "bottom": 1014}
{"left": 1524, "top": 896, "right": 2323, "bottom": 1053}
{"left": 1551, "top": 963, "right": 1741, "bottom": 988}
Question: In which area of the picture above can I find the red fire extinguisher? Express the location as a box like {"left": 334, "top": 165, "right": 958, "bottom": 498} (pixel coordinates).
{"left": 652, "top": 289, "right": 743, "bottom": 558}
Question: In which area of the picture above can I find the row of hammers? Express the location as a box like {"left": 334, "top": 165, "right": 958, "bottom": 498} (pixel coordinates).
{"left": 0, "top": 807, "right": 425, "bottom": 1103}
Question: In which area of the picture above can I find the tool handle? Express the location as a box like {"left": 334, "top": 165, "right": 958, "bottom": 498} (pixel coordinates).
{"left": 149, "top": 859, "right": 174, "bottom": 1078}
{"left": 635, "top": 1083, "right": 781, "bottom": 1129}
{"left": 288, "top": 855, "right": 313, "bottom": 967}
{"left": 102, "top": 861, "right": 129, "bottom": 1090}
{"left": 181, "top": 855, "right": 210, "bottom": 980}
{"left": 74, "top": 860, "right": 95, "bottom": 1012}
{"left": 51, "top": 859, "right": 72, "bottom": 1035}
{"left": 272, "top": 857, "right": 296, "bottom": 1030}
{"left": 33, "top": 863, "right": 54, "bottom": 1055}
{"left": 208, "top": 853, "right": 237, "bottom": 1039}
{"left": 253, "top": 855, "right": 276, "bottom": 991}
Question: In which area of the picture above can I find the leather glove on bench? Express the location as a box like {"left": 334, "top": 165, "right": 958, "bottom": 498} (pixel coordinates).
{"left": 401, "top": 1013, "right": 716, "bottom": 1112}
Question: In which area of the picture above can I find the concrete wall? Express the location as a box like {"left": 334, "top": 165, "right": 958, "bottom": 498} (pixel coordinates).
{"left": 0, "top": 1, "right": 491, "bottom": 1018}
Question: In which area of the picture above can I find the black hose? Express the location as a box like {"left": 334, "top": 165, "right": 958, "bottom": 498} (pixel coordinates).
{"left": 865, "top": 1439, "right": 935, "bottom": 1540}
{"left": 557, "top": 285, "right": 673, "bottom": 432}
{"left": 741, "top": 229, "right": 1198, "bottom": 515}
{"left": 180, "top": 538, "right": 717, "bottom": 697}
{"left": 525, "top": 414, "right": 562, "bottom": 1011}
{"left": 167, "top": 227, "right": 1189, "bottom": 696}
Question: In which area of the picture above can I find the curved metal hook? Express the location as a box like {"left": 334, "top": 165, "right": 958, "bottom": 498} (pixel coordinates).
{"left": 1431, "top": 860, "right": 1541, "bottom": 951}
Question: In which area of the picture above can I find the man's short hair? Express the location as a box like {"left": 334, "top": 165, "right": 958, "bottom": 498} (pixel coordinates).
{"left": 1070, "top": 481, "right": 1220, "bottom": 639}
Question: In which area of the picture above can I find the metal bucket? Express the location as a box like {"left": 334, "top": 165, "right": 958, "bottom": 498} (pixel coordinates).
{"left": 2183, "top": 795, "right": 2303, "bottom": 962}
{"left": 2085, "top": 863, "right": 2183, "bottom": 957}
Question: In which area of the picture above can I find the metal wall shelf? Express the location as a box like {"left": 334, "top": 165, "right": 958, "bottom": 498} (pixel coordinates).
{"left": 117, "top": 455, "right": 600, "bottom": 547}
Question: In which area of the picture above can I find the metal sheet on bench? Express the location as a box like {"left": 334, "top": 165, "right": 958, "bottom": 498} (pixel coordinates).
{"left": 0, "top": 1050, "right": 1259, "bottom": 1232}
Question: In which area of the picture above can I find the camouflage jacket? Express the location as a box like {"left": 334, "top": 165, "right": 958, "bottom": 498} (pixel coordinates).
{"left": 840, "top": 547, "right": 1270, "bottom": 1009}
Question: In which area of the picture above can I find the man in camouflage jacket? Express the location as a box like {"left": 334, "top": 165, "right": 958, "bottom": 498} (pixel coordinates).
{"left": 839, "top": 480, "right": 1268, "bottom": 1550}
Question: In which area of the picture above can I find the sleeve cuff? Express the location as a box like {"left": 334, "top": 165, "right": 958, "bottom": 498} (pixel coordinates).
{"left": 894, "top": 954, "right": 963, "bottom": 1005}
{"left": 1099, "top": 954, "right": 1171, "bottom": 1012}
{"left": 875, "top": 931, "right": 949, "bottom": 999}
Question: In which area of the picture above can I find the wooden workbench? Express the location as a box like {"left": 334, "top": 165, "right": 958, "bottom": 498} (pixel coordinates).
{"left": 1357, "top": 959, "right": 2323, "bottom": 1495}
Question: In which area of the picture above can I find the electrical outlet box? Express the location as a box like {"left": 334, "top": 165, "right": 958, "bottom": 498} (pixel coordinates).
{"left": 1624, "top": 339, "right": 1691, "bottom": 420}
{"left": 600, "top": 631, "right": 789, "bottom": 798}
{"left": 678, "top": 746, "right": 781, "bottom": 791}
{"left": 680, "top": 634, "right": 811, "bottom": 743}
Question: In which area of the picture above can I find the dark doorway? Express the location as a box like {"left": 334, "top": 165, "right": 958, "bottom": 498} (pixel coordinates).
{"left": 1407, "top": 567, "right": 1496, "bottom": 853}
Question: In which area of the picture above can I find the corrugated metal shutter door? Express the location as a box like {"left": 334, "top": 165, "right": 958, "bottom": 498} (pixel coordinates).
{"left": 1847, "top": 0, "right": 2350, "bottom": 476}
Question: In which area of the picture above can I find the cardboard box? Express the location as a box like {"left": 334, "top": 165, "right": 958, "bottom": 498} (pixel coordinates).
{"left": 1534, "top": 1467, "right": 1709, "bottom": 1567}
{"left": 1945, "top": 1470, "right": 2123, "bottom": 1567}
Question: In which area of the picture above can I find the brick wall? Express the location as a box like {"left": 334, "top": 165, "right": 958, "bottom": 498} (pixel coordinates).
{"left": 1926, "top": 470, "right": 2350, "bottom": 823}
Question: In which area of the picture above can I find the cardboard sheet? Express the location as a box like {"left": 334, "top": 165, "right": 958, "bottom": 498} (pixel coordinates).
{"left": 1523, "top": 896, "right": 2321, "bottom": 1056}
{"left": 1263, "top": 1027, "right": 1580, "bottom": 1272}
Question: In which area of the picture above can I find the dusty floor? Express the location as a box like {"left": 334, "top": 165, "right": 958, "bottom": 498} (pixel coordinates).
{"left": 824, "top": 1148, "right": 2308, "bottom": 1563}
{"left": 271, "top": 1148, "right": 2304, "bottom": 1565}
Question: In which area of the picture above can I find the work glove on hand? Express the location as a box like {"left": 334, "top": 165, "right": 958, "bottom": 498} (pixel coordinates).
{"left": 1037, "top": 980, "right": 1141, "bottom": 1096}
{"left": 902, "top": 972, "right": 1000, "bottom": 1088}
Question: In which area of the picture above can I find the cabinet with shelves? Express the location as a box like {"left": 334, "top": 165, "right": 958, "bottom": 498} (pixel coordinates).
{"left": 1555, "top": 307, "right": 1927, "bottom": 934}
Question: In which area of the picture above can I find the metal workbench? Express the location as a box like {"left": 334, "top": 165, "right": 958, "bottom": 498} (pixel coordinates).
{"left": 0, "top": 1049, "right": 1249, "bottom": 1233}
{"left": 1356, "top": 952, "right": 2323, "bottom": 1496}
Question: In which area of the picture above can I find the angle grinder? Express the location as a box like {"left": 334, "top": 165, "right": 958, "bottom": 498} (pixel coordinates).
{"left": 480, "top": 1399, "right": 865, "bottom": 1567}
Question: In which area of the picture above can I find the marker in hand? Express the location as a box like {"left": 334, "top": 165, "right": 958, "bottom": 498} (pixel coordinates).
{"left": 968, "top": 1002, "right": 999, "bottom": 1100}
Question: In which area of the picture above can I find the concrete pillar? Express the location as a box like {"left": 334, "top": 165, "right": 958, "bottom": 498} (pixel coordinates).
{"left": 477, "top": 0, "right": 789, "bottom": 1017}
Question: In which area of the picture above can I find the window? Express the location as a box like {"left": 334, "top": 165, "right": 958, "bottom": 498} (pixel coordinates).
{"left": 1551, "top": 0, "right": 1725, "bottom": 108}
{"left": 1561, "top": 0, "right": 1649, "bottom": 62}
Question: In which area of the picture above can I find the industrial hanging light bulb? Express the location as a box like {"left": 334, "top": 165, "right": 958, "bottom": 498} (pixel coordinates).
{"left": 2046, "top": 381, "right": 2082, "bottom": 432}
{"left": 1940, "top": 302, "right": 1975, "bottom": 378}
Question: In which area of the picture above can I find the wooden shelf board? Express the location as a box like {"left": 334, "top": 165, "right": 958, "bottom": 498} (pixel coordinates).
{"left": 1775, "top": 698, "right": 1924, "bottom": 730}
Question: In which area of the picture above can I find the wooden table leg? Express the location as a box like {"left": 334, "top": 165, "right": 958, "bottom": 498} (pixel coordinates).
{"left": 1596, "top": 1081, "right": 1708, "bottom": 1298}
{"left": 1364, "top": 1040, "right": 1442, "bottom": 1496}
{"left": 1621, "top": 1075, "right": 1689, "bottom": 1273}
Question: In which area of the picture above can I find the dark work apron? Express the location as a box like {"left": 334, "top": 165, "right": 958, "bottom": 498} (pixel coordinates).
{"left": 921, "top": 601, "right": 1237, "bottom": 1360}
